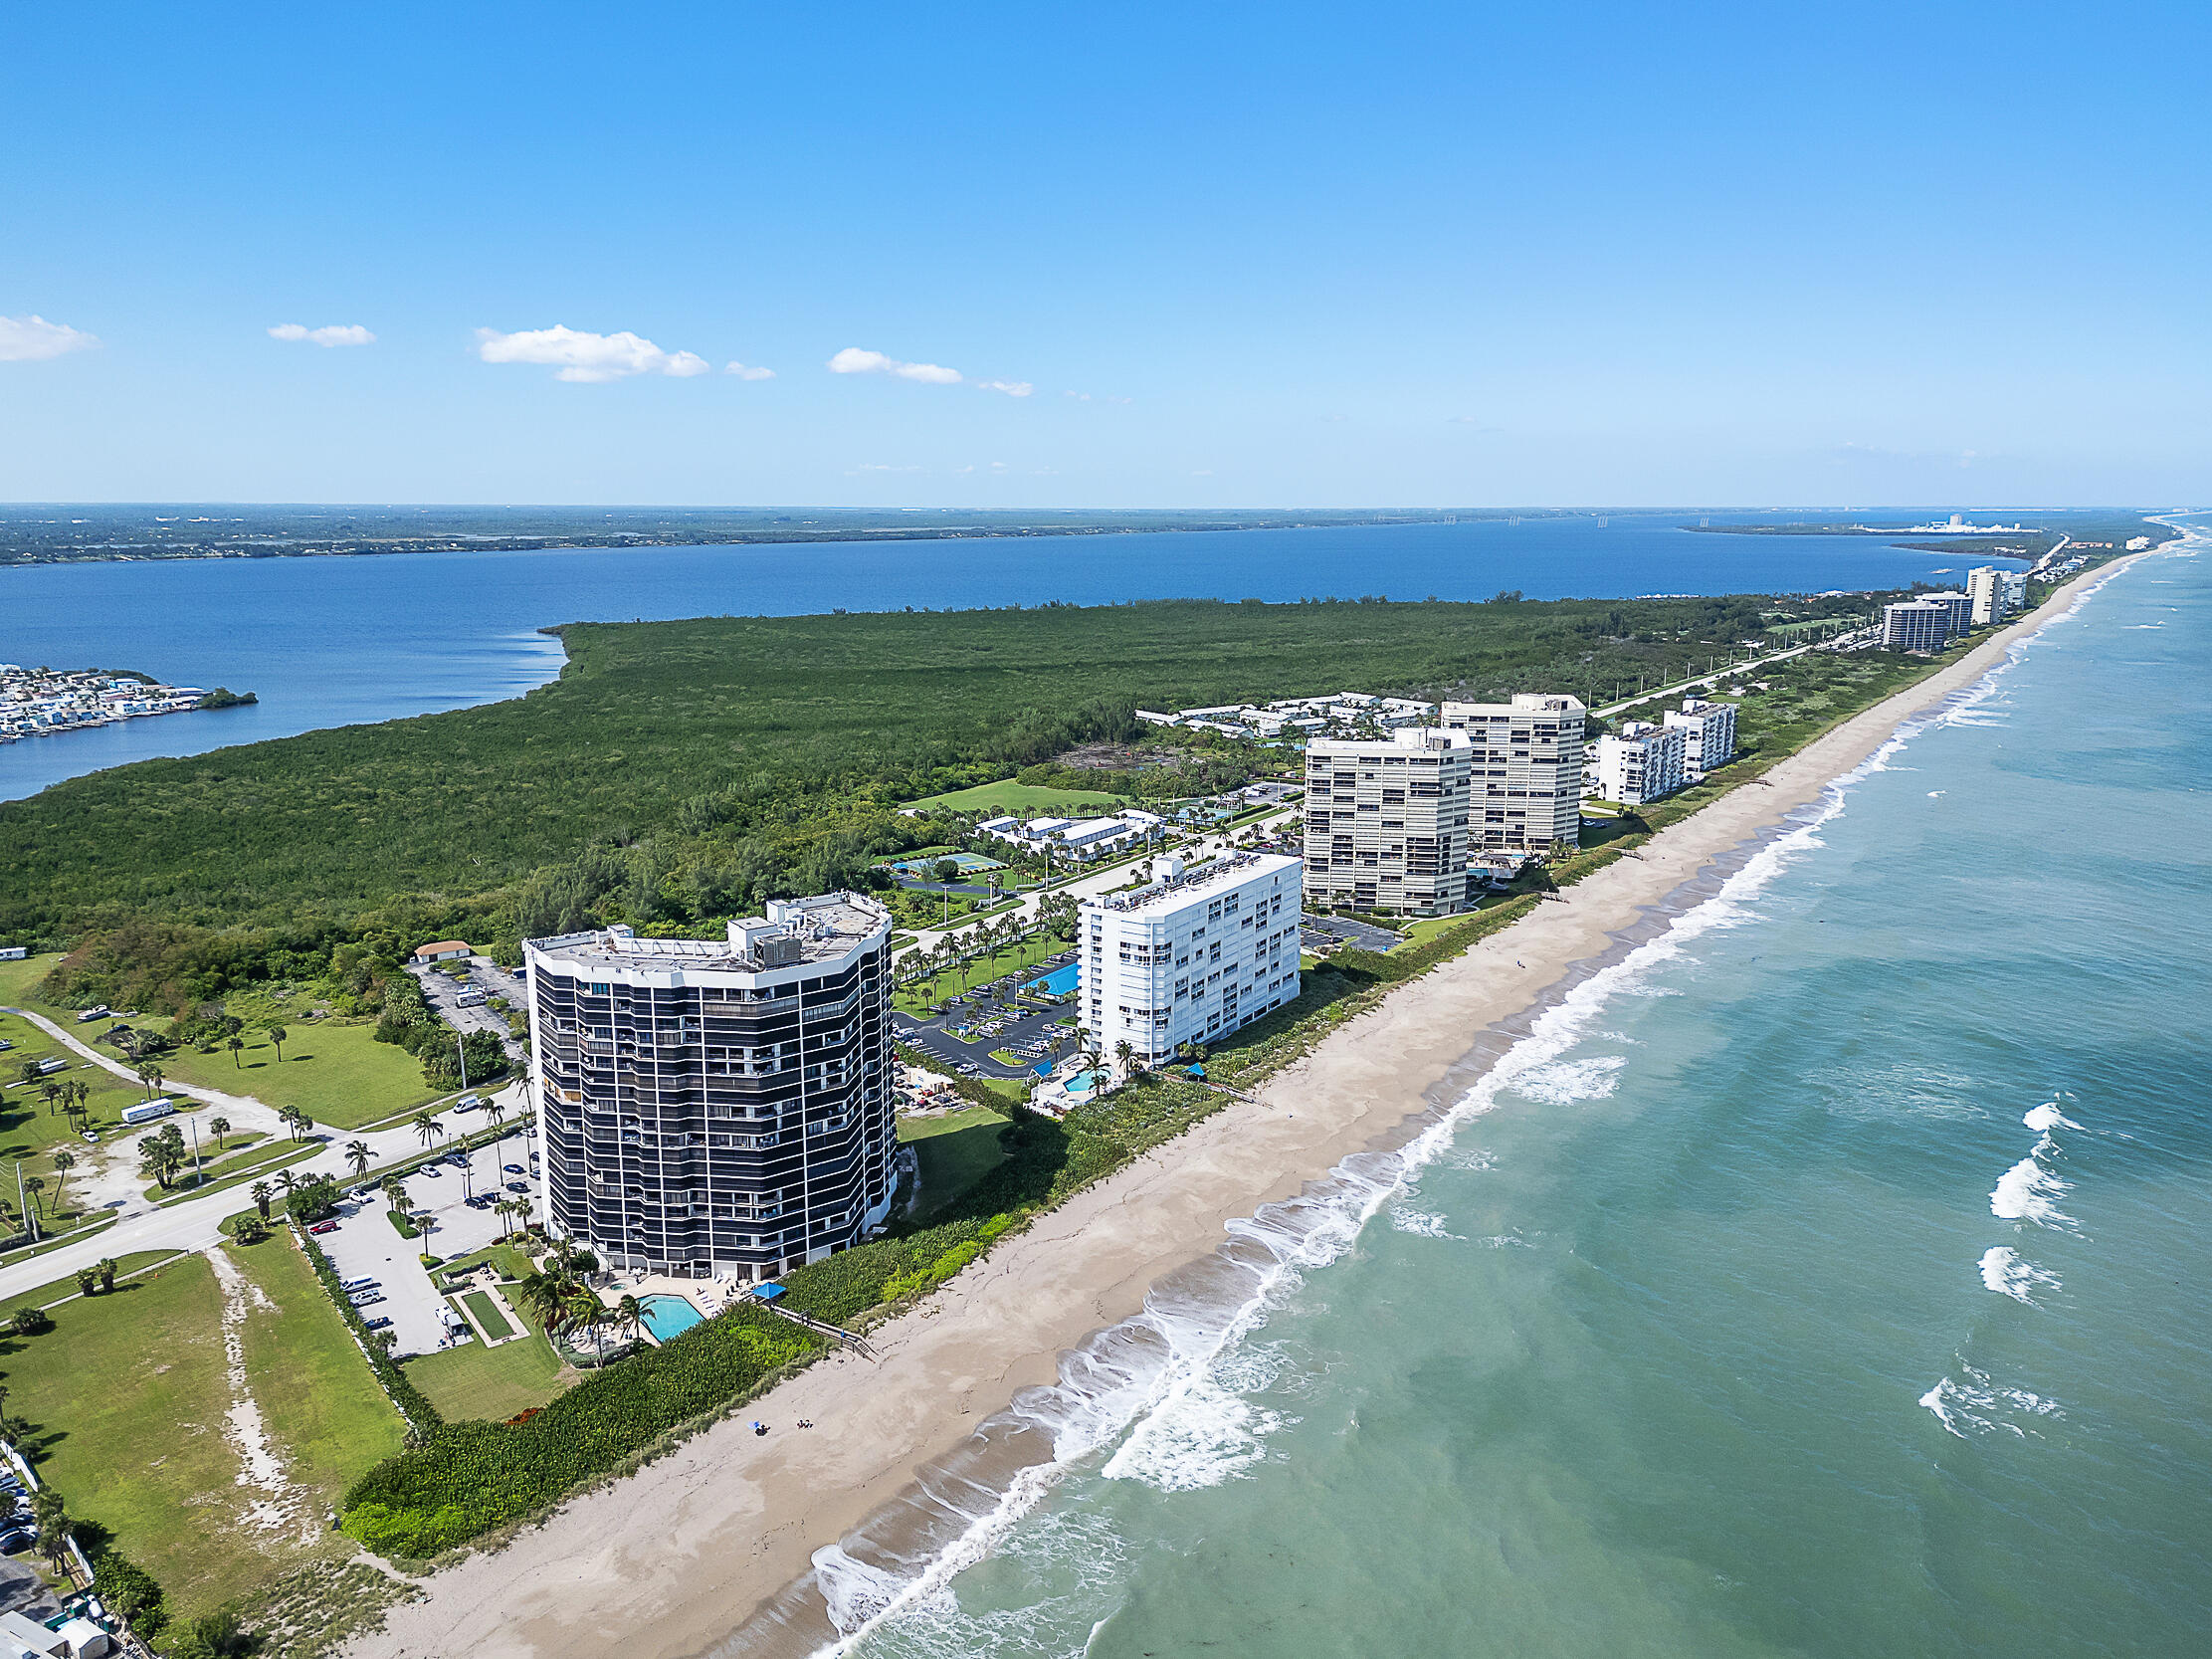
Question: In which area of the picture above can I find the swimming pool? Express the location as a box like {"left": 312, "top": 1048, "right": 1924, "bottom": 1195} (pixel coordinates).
{"left": 1064, "top": 1070, "right": 1102, "bottom": 1095}
{"left": 639, "top": 1293, "right": 704, "bottom": 1342}
{"left": 1029, "top": 963, "right": 1081, "bottom": 995}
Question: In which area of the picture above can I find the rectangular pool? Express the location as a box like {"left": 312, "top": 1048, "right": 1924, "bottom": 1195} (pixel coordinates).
{"left": 639, "top": 1293, "right": 704, "bottom": 1342}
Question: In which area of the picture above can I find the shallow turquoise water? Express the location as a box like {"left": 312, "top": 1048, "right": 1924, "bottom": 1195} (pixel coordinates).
{"left": 825, "top": 528, "right": 2212, "bottom": 1658}
{"left": 640, "top": 1293, "right": 705, "bottom": 1342}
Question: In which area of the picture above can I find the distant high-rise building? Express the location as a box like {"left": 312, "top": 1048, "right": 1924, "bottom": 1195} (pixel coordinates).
{"left": 1438, "top": 694, "right": 1587, "bottom": 852}
{"left": 1080, "top": 853, "right": 1302, "bottom": 1065}
{"left": 1881, "top": 598, "right": 1955, "bottom": 652}
{"left": 1593, "top": 721, "right": 1689, "bottom": 806}
{"left": 1921, "top": 590, "right": 1973, "bottom": 635}
{"left": 525, "top": 894, "right": 896, "bottom": 1280}
{"left": 1664, "top": 696, "right": 1738, "bottom": 776}
{"left": 1303, "top": 726, "right": 1476, "bottom": 915}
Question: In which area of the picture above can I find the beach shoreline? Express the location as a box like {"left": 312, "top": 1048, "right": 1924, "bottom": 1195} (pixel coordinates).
{"left": 344, "top": 549, "right": 2156, "bottom": 1659}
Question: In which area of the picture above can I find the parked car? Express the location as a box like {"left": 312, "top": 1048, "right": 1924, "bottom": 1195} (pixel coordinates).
{"left": 341, "top": 1276, "right": 378, "bottom": 1292}
{"left": 504, "top": 1180, "right": 527, "bottom": 1193}
{"left": 0, "top": 1530, "right": 31, "bottom": 1555}
{"left": 351, "top": 1293, "right": 385, "bottom": 1308}
{"left": 79, "top": 1131, "right": 100, "bottom": 1145}
{"left": 455, "top": 1094, "right": 483, "bottom": 1111}
{"left": 308, "top": 1220, "right": 337, "bottom": 1234}
{"left": 364, "top": 1315, "right": 393, "bottom": 1330}
{"left": 503, "top": 1163, "right": 524, "bottom": 1174}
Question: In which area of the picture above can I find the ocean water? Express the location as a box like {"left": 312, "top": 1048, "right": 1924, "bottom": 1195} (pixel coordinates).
{"left": 802, "top": 527, "right": 2212, "bottom": 1658}
{"left": 1, "top": 513, "right": 2013, "bottom": 801}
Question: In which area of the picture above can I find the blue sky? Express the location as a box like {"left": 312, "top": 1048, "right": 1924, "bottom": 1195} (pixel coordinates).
{"left": 3, "top": 0, "right": 2206, "bottom": 507}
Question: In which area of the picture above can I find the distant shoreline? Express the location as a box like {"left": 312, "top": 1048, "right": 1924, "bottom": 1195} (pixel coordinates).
{"left": 1, "top": 510, "right": 1535, "bottom": 567}
{"left": 341, "top": 544, "right": 2167, "bottom": 1659}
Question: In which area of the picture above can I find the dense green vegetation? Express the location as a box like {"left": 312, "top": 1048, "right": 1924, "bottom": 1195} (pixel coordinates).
{"left": 3, "top": 592, "right": 1783, "bottom": 1011}
{"left": 339, "top": 1301, "right": 822, "bottom": 1557}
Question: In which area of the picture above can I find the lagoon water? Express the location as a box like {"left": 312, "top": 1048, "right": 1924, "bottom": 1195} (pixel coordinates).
{"left": 820, "top": 531, "right": 2212, "bottom": 1658}
{"left": 2, "top": 513, "right": 2015, "bottom": 801}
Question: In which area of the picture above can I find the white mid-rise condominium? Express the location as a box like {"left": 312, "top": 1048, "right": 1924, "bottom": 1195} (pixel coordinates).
{"left": 1967, "top": 565, "right": 2029, "bottom": 626}
{"left": 525, "top": 893, "right": 896, "bottom": 1280}
{"left": 1438, "top": 694, "right": 1588, "bottom": 852}
{"left": 1593, "top": 720, "right": 1689, "bottom": 806}
{"left": 1881, "top": 598, "right": 1957, "bottom": 651}
{"left": 1303, "top": 726, "right": 1476, "bottom": 916}
{"left": 1664, "top": 696, "right": 1738, "bottom": 776}
{"left": 1081, "top": 853, "right": 1302, "bottom": 1067}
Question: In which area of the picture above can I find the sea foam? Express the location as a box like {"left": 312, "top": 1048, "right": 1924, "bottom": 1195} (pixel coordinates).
{"left": 1978, "top": 1245, "right": 2060, "bottom": 1305}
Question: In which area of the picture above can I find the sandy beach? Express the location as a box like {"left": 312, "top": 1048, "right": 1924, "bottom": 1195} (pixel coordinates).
{"left": 345, "top": 554, "right": 2145, "bottom": 1659}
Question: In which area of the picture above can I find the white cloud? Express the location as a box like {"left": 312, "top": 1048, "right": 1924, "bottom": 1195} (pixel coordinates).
{"left": 269, "top": 322, "right": 375, "bottom": 347}
{"left": 477, "top": 324, "right": 710, "bottom": 382}
{"left": 724, "top": 360, "right": 775, "bottom": 381}
{"left": 0, "top": 314, "right": 99, "bottom": 362}
{"left": 1065, "top": 390, "right": 1091, "bottom": 401}
{"left": 827, "top": 345, "right": 964, "bottom": 385}
{"left": 974, "top": 378, "right": 1032, "bottom": 397}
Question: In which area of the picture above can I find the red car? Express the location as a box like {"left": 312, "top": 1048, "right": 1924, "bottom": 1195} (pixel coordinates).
{"left": 308, "top": 1221, "right": 338, "bottom": 1234}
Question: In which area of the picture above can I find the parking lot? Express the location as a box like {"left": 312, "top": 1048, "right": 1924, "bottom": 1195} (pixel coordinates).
{"left": 1300, "top": 912, "right": 1403, "bottom": 954}
{"left": 412, "top": 956, "right": 527, "bottom": 1064}
{"left": 894, "top": 951, "right": 1079, "bottom": 1080}
{"left": 314, "top": 1127, "right": 535, "bottom": 1358}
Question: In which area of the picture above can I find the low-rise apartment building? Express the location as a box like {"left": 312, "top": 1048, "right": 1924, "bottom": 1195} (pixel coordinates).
{"left": 1592, "top": 720, "right": 1689, "bottom": 806}
{"left": 1303, "top": 726, "right": 1475, "bottom": 916}
{"left": 1080, "top": 853, "right": 1302, "bottom": 1067}
{"left": 1438, "top": 694, "right": 1587, "bottom": 852}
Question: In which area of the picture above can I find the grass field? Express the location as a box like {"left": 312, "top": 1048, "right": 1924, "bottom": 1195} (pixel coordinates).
{"left": 907, "top": 779, "right": 1126, "bottom": 814}
{"left": 405, "top": 1244, "right": 568, "bottom": 1422}
{"left": 894, "top": 933, "right": 1073, "bottom": 1014}
{"left": 147, "top": 1018, "right": 441, "bottom": 1130}
{"left": 3, "top": 1236, "right": 402, "bottom": 1622}
{"left": 900, "top": 1106, "right": 1012, "bottom": 1218}
{"left": 0, "top": 1007, "right": 153, "bottom": 1175}
{"left": 0, "top": 1248, "right": 177, "bottom": 1320}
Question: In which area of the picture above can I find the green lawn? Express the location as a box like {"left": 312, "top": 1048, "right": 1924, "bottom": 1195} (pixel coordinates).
{"left": 894, "top": 933, "right": 1074, "bottom": 1014}
{"left": 0, "top": 1008, "right": 150, "bottom": 1174}
{"left": 405, "top": 1281, "right": 566, "bottom": 1423}
{"left": 234, "top": 1232, "right": 409, "bottom": 1525}
{"left": 906, "top": 778, "right": 1126, "bottom": 814}
{"left": 3, "top": 1237, "right": 401, "bottom": 1621}
{"left": 0, "top": 1249, "right": 178, "bottom": 1321}
{"left": 147, "top": 1018, "right": 441, "bottom": 1130}
{"left": 900, "top": 1105, "right": 1011, "bottom": 1218}
{"left": 459, "top": 1288, "right": 513, "bottom": 1340}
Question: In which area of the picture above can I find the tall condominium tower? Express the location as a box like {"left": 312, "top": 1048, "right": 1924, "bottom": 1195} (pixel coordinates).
{"left": 1303, "top": 726, "right": 1476, "bottom": 916}
{"left": 1438, "top": 693, "right": 1588, "bottom": 852}
{"left": 524, "top": 893, "right": 895, "bottom": 1280}
{"left": 1081, "top": 853, "right": 1302, "bottom": 1065}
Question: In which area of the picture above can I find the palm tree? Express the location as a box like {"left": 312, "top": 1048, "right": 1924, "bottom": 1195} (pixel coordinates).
{"left": 207, "top": 1115, "right": 231, "bottom": 1149}
{"left": 48, "top": 1150, "right": 72, "bottom": 1215}
{"left": 37, "top": 1081, "right": 59, "bottom": 1117}
{"left": 23, "top": 1176, "right": 45, "bottom": 1220}
{"left": 616, "top": 1293, "right": 644, "bottom": 1346}
{"left": 97, "top": 1257, "right": 116, "bottom": 1293}
{"left": 381, "top": 1173, "right": 408, "bottom": 1214}
{"left": 266, "top": 1023, "right": 290, "bottom": 1064}
{"left": 563, "top": 1286, "right": 609, "bottom": 1358}
{"left": 277, "top": 1169, "right": 300, "bottom": 1198}
{"left": 282, "top": 1105, "right": 313, "bottom": 1141}
{"left": 75, "top": 1267, "right": 99, "bottom": 1297}
{"left": 412, "top": 1110, "right": 445, "bottom": 1150}
{"left": 484, "top": 1094, "right": 506, "bottom": 1128}
{"left": 1112, "top": 1039, "right": 1135, "bottom": 1080}
{"left": 226, "top": 1034, "right": 245, "bottom": 1068}
{"left": 139, "top": 1139, "right": 184, "bottom": 1190}
{"left": 250, "top": 1180, "right": 274, "bottom": 1221}
{"left": 30, "top": 1489, "right": 68, "bottom": 1567}
{"left": 515, "top": 1269, "right": 569, "bottom": 1330}
{"left": 344, "top": 1140, "right": 372, "bottom": 1177}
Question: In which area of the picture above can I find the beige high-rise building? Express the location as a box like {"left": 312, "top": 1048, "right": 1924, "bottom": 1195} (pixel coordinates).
{"left": 1302, "top": 726, "right": 1476, "bottom": 916}
{"left": 1438, "top": 693, "right": 1588, "bottom": 852}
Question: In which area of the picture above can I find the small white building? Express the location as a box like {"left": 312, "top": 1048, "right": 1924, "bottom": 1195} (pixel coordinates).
{"left": 1663, "top": 697, "right": 1737, "bottom": 777}
{"left": 1079, "top": 853, "right": 1302, "bottom": 1068}
{"left": 1592, "top": 721, "right": 1689, "bottom": 806}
